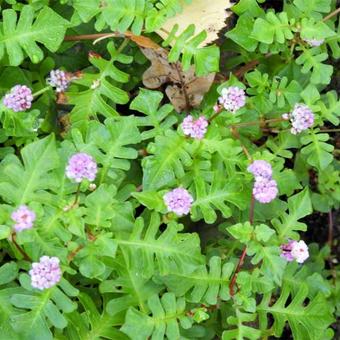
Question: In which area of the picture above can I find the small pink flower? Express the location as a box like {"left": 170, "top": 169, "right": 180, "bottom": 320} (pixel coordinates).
{"left": 303, "top": 38, "right": 324, "bottom": 47}
{"left": 247, "top": 160, "right": 273, "bottom": 179}
{"left": 280, "top": 240, "right": 309, "bottom": 264}
{"left": 253, "top": 177, "right": 278, "bottom": 203}
{"left": 66, "top": 152, "right": 97, "bottom": 183}
{"left": 163, "top": 188, "right": 193, "bottom": 216}
{"left": 181, "top": 115, "right": 208, "bottom": 140}
{"left": 11, "top": 205, "right": 36, "bottom": 232}
{"left": 286, "top": 103, "right": 314, "bottom": 134}
{"left": 280, "top": 240, "right": 296, "bottom": 262}
{"left": 29, "top": 256, "right": 62, "bottom": 290}
{"left": 47, "top": 69, "right": 71, "bottom": 93}
{"left": 3, "top": 85, "right": 33, "bottom": 112}
{"left": 218, "top": 86, "right": 246, "bottom": 113}
{"left": 213, "top": 104, "right": 221, "bottom": 113}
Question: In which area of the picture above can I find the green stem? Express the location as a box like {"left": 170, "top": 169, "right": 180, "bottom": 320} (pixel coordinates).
{"left": 32, "top": 86, "right": 51, "bottom": 97}
{"left": 116, "top": 38, "right": 130, "bottom": 54}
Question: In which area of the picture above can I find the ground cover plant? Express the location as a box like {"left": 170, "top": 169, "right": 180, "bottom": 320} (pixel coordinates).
{"left": 0, "top": 0, "right": 339, "bottom": 339}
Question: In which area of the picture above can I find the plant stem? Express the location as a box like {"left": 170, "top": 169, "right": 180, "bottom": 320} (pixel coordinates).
{"left": 208, "top": 106, "right": 223, "bottom": 122}
{"left": 231, "top": 127, "right": 253, "bottom": 161}
{"left": 32, "top": 86, "right": 51, "bottom": 97}
{"left": 67, "top": 244, "right": 84, "bottom": 262}
{"left": 64, "top": 33, "right": 123, "bottom": 41}
{"left": 11, "top": 233, "right": 31, "bottom": 261}
{"left": 71, "top": 183, "right": 81, "bottom": 208}
{"left": 323, "top": 7, "right": 340, "bottom": 22}
{"left": 320, "top": 128, "right": 340, "bottom": 133}
{"left": 116, "top": 38, "right": 130, "bottom": 54}
{"left": 229, "top": 194, "right": 255, "bottom": 297}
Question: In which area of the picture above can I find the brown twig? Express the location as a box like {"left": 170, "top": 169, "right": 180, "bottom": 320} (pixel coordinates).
{"left": 322, "top": 7, "right": 340, "bottom": 22}
{"left": 67, "top": 244, "right": 84, "bottom": 262}
{"left": 174, "top": 62, "right": 191, "bottom": 113}
{"left": 229, "top": 194, "right": 255, "bottom": 296}
{"left": 64, "top": 33, "right": 122, "bottom": 41}
{"left": 11, "top": 233, "right": 31, "bottom": 261}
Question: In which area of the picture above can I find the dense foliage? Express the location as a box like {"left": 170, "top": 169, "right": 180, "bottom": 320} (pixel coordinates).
{"left": 0, "top": 0, "right": 339, "bottom": 339}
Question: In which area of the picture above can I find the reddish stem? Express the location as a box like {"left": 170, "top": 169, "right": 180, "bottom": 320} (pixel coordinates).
{"left": 229, "top": 194, "right": 255, "bottom": 297}
{"left": 11, "top": 233, "right": 31, "bottom": 261}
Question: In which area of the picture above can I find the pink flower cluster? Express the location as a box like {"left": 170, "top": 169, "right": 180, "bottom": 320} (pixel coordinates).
{"left": 303, "top": 38, "right": 324, "bottom": 47}
{"left": 163, "top": 188, "right": 193, "bottom": 216}
{"left": 66, "top": 152, "right": 97, "bottom": 183}
{"left": 248, "top": 160, "right": 278, "bottom": 203}
{"left": 218, "top": 86, "right": 246, "bottom": 113}
{"left": 280, "top": 240, "right": 309, "bottom": 263}
{"left": 3, "top": 85, "right": 33, "bottom": 112}
{"left": 47, "top": 69, "right": 70, "bottom": 93}
{"left": 247, "top": 160, "right": 272, "bottom": 179}
{"left": 11, "top": 205, "right": 36, "bottom": 232}
{"left": 29, "top": 256, "right": 62, "bottom": 290}
{"left": 282, "top": 103, "right": 314, "bottom": 134}
{"left": 181, "top": 115, "right": 208, "bottom": 140}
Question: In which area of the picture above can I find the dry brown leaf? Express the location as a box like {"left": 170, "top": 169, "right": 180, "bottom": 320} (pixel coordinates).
{"left": 156, "top": 0, "right": 233, "bottom": 46}
{"left": 126, "top": 32, "right": 161, "bottom": 49}
{"left": 141, "top": 47, "right": 215, "bottom": 112}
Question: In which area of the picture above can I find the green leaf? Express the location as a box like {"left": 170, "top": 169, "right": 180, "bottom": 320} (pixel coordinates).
{"left": 272, "top": 188, "right": 312, "bottom": 240}
{"left": 104, "top": 253, "right": 162, "bottom": 315}
{"left": 73, "top": 0, "right": 149, "bottom": 34}
{"left": 121, "top": 293, "right": 190, "bottom": 340}
{"left": 142, "top": 130, "right": 194, "bottom": 190}
{"left": 0, "top": 5, "right": 68, "bottom": 66}
{"left": 162, "top": 256, "right": 233, "bottom": 304}
{"left": 68, "top": 42, "right": 131, "bottom": 123}
{"left": 231, "top": 0, "right": 264, "bottom": 17}
{"left": 227, "top": 14, "right": 258, "bottom": 51}
{"left": 257, "top": 283, "right": 334, "bottom": 339}
{"left": 318, "top": 91, "right": 340, "bottom": 125}
{"left": 296, "top": 47, "right": 333, "bottom": 85}
{"left": 0, "top": 262, "right": 18, "bottom": 285}
{"left": 132, "top": 190, "right": 165, "bottom": 212}
{"left": 0, "top": 107, "right": 40, "bottom": 138}
{"left": 327, "top": 20, "right": 340, "bottom": 58}
{"left": 10, "top": 277, "right": 78, "bottom": 339}
{"left": 67, "top": 292, "right": 129, "bottom": 340}
{"left": 300, "top": 18, "right": 335, "bottom": 41}
{"left": 293, "top": 0, "right": 331, "bottom": 17}
{"left": 248, "top": 244, "right": 286, "bottom": 285}
{"left": 130, "top": 89, "right": 177, "bottom": 140}
{"left": 251, "top": 12, "right": 293, "bottom": 44}
{"left": 276, "top": 169, "right": 302, "bottom": 196}
{"left": 266, "top": 131, "right": 300, "bottom": 159}
{"left": 223, "top": 308, "right": 261, "bottom": 340}
{"left": 0, "top": 287, "right": 22, "bottom": 339}
{"left": 269, "top": 77, "right": 302, "bottom": 108}
{"left": 254, "top": 224, "right": 275, "bottom": 242}
{"left": 0, "top": 135, "right": 59, "bottom": 205}
{"left": 301, "top": 132, "right": 334, "bottom": 170}
{"left": 162, "top": 24, "right": 220, "bottom": 75}
{"left": 70, "top": 117, "right": 141, "bottom": 183}
{"left": 84, "top": 185, "right": 117, "bottom": 228}
{"left": 227, "top": 222, "right": 254, "bottom": 244}
{"left": 192, "top": 173, "right": 249, "bottom": 224}
{"left": 115, "top": 212, "right": 204, "bottom": 276}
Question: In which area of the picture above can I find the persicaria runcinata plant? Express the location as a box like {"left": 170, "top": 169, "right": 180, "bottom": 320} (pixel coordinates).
{"left": 0, "top": 0, "right": 338, "bottom": 339}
